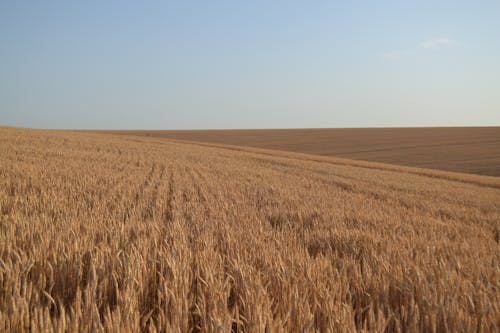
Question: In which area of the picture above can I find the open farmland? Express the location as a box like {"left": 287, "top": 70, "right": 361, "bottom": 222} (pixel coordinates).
{"left": 1, "top": 127, "right": 500, "bottom": 332}
{"left": 100, "top": 127, "right": 500, "bottom": 177}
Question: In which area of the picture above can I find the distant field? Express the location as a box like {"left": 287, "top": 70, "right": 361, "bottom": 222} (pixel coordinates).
{"left": 100, "top": 127, "right": 500, "bottom": 176}
{"left": 1, "top": 127, "right": 499, "bottom": 331}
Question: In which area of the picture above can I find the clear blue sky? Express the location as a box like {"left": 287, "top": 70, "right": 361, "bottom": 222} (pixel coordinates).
{"left": 1, "top": 1, "right": 499, "bottom": 129}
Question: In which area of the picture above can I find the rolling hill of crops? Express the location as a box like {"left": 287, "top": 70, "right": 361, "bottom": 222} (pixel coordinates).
{"left": 1, "top": 127, "right": 499, "bottom": 332}
{"left": 100, "top": 127, "right": 500, "bottom": 177}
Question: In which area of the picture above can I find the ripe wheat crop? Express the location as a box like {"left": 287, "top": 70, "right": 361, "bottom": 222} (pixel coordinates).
{"left": 1, "top": 127, "right": 499, "bottom": 332}
{"left": 98, "top": 127, "right": 500, "bottom": 176}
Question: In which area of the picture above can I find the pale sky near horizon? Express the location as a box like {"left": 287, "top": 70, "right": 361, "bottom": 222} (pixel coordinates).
{"left": 1, "top": 1, "right": 499, "bottom": 129}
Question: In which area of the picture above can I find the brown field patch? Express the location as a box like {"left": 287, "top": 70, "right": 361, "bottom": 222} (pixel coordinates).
{"left": 96, "top": 127, "right": 500, "bottom": 176}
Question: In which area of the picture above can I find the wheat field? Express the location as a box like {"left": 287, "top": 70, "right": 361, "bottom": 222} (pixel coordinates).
{"left": 99, "top": 127, "right": 500, "bottom": 176}
{"left": 1, "top": 127, "right": 499, "bottom": 332}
